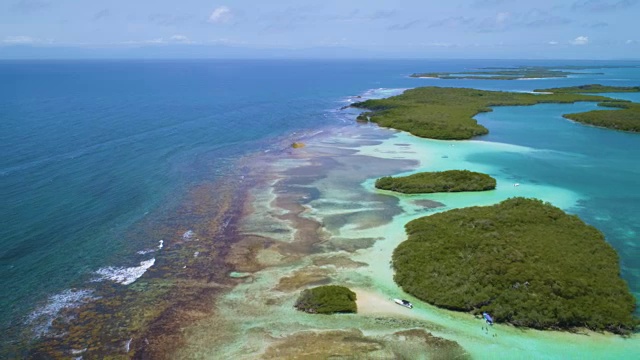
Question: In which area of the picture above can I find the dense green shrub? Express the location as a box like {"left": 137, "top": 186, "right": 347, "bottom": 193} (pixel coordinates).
{"left": 410, "top": 67, "right": 575, "bottom": 80}
{"left": 294, "top": 285, "right": 357, "bottom": 314}
{"left": 563, "top": 102, "right": 640, "bottom": 132}
{"left": 392, "top": 198, "right": 637, "bottom": 333}
{"left": 532, "top": 85, "right": 640, "bottom": 132}
{"left": 351, "top": 87, "right": 616, "bottom": 139}
{"left": 375, "top": 170, "right": 496, "bottom": 194}
{"left": 535, "top": 84, "right": 640, "bottom": 93}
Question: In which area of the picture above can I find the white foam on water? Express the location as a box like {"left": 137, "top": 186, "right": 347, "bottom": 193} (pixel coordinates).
{"left": 94, "top": 258, "right": 155, "bottom": 285}
{"left": 71, "top": 348, "right": 87, "bottom": 355}
{"left": 360, "top": 87, "right": 407, "bottom": 100}
{"left": 26, "top": 289, "right": 97, "bottom": 337}
{"left": 183, "top": 230, "right": 195, "bottom": 240}
{"left": 136, "top": 240, "right": 164, "bottom": 255}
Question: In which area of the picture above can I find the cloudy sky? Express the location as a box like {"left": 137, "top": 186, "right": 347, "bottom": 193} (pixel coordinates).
{"left": 1, "top": 0, "right": 639, "bottom": 58}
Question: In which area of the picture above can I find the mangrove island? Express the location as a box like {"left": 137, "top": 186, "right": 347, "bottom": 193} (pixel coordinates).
{"left": 375, "top": 170, "right": 496, "bottom": 194}
{"left": 534, "top": 84, "right": 640, "bottom": 94}
{"left": 408, "top": 66, "right": 595, "bottom": 80}
{"left": 294, "top": 285, "right": 357, "bottom": 314}
{"left": 392, "top": 197, "right": 637, "bottom": 334}
{"left": 352, "top": 86, "right": 640, "bottom": 139}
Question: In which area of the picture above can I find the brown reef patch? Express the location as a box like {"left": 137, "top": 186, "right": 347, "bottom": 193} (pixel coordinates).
{"left": 413, "top": 199, "right": 446, "bottom": 209}
{"left": 261, "top": 329, "right": 384, "bottom": 359}
{"left": 260, "top": 328, "right": 469, "bottom": 360}
{"left": 275, "top": 267, "right": 335, "bottom": 292}
{"left": 312, "top": 254, "right": 368, "bottom": 268}
{"left": 389, "top": 329, "right": 471, "bottom": 360}
{"left": 323, "top": 236, "right": 382, "bottom": 252}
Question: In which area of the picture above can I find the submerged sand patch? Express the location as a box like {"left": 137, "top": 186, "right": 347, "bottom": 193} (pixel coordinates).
{"left": 355, "top": 289, "right": 414, "bottom": 317}
{"left": 260, "top": 328, "right": 470, "bottom": 360}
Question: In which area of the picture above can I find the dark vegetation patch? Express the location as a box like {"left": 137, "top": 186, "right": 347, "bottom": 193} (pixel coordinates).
{"left": 392, "top": 198, "right": 637, "bottom": 334}
{"left": 376, "top": 170, "right": 496, "bottom": 194}
{"left": 409, "top": 65, "right": 640, "bottom": 80}
{"left": 535, "top": 84, "right": 640, "bottom": 93}
{"left": 410, "top": 67, "right": 577, "bottom": 80}
{"left": 413, "top": 199, "right": 446, "bottom": 209}
{"left": 294, "top": 285, "right": 357, "bottom": 314}
{"left": 352, "top": 86, "right": 640, "bottom": 138}
{"left": 534, "top": 84, "right": 640, "bottom": 132}
{"left": 563, "top": 102, "right": 640, "bottom": 132}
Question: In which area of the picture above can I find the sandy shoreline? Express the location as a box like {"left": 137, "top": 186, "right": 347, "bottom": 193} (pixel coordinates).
{"left": 355, "top": 288, "right": 415, "bottom": 317}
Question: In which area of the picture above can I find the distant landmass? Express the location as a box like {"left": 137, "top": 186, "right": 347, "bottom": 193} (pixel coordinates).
{"left": 410, "top": 65, "right": 640, "bottom": 80}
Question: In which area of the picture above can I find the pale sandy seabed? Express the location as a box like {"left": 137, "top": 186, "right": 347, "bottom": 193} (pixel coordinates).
{"left": 173, "top": 120, "right": 639, "bottom": 359}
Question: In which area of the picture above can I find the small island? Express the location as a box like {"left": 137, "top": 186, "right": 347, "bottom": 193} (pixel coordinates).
{"left": 410, "top": 67, "right": 578, "bottom": 80}
{"left": 392, "top": 198, "right": 637, "bottom": 334}
{"left": 563, "top": 102, "right": 640, "bottom": 132}
{"left": 352, "top": 86, "right": 640, "bottom": 139}
{"left": 294, "top": 285, "right": 357, "bottom": 314}
{"left": 535, "top": 84, "right": 640, "bottom": 132}
{"left": 411, "top": 65, "right": 640, "bottom": 81}
{"left": 534, "top": 84, "right": 640, "bottom": 94}
{"left": 375, "top": 170, "right": 496, "bottom": 194}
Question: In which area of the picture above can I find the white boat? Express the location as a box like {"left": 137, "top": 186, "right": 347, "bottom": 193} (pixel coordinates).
{"left": 393, "top": 299, "right": 413, "bottom": 309}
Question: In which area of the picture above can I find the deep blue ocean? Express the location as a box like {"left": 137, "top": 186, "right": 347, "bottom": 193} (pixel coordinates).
{"left": 1, "top": 59, "right": 639, "bottom": 347}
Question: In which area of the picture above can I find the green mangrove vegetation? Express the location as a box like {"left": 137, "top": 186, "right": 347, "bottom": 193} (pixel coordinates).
{"left": 563, "top": 102, "right": 640, "bottom": 132}
{"left": 392, "top": 198, "right": 637, "bottom": 334}
{"left": 535, "top": 84, "right": 640, "bottom": 93}
{"left": 410, "top": 66, "right": 581, "bottom": 80}
{"left": 375, "top": 170, "right": 496, "bottom": 194}
{"left": 535, "top": 84, "right": 640, "bottom": 132}
{"left": 294, "top": 285, "right": 357, "bottom": 314}
{"left": 411, "top": 66, "right": 640, "bottom": 81}
{"left": 351, "top": 86, "right": 615, "bottom": 139}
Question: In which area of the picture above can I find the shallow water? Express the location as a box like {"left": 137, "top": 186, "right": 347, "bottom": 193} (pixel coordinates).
{"left": 177, "top": 119, "right": 639, "bottom": 359}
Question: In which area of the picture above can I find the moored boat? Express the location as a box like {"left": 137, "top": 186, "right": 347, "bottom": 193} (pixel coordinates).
{"left": 393, "top": 298, "right": 413, "bottom": 309}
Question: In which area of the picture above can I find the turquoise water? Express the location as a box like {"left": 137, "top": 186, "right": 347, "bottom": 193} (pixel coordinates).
{"left": 474, "top": 101, "right": 640, "bottom": 307}
{"left": 1, "top": 59, "right": 639, "bottom": 353}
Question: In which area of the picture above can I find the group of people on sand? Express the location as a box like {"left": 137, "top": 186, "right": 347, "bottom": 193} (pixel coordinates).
{"left": 481, "top": 326, "right": 498, "bottom": 337}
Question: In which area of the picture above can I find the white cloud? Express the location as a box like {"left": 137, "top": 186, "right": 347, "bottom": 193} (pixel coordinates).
{"left": 571, "top": 35, "right": 589, "bottom": 45}
{"left": 120, "top": 35, "right": 195, "bottom": 46}
{"left": 169, "top": 35, "right": 191, "bottom": 43}
{"left": 3, "top": 35, "right": 37, "bottom": 44}
{"left": 626, "top": 39, "right": 637, "bottom": 44}
{"left": 548, "top": 40, "right": 559, "bottom": 45}
{"left": 208, "top": 6, "right": 232, "bottom": 23}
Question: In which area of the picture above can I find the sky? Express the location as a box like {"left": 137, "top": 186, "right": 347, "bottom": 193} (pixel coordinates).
{"left": 1, "top": 0, "right": 639, "bottom": 59}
